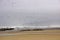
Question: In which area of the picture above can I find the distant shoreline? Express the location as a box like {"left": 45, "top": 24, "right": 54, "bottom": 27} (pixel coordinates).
{"left": 0, "top": 28, "right": 60, "bottom": 32}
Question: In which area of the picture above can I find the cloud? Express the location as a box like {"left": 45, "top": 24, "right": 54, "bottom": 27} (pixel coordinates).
{"left": 0, "top": 0, "right": 60, "bottom": 27}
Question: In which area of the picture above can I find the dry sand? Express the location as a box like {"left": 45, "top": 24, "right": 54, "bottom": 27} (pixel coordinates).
{"left": 0, "top": 30, "right": 60, "bottom": 40}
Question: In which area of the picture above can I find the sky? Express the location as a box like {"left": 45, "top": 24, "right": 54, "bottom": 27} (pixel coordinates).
{"left": 0, "top": 0, "right": 60, "bottom": 27}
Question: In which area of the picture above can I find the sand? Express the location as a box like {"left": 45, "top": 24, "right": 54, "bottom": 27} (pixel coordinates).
{"left": 0, "top": 30, "right": 60, "bottom": 40}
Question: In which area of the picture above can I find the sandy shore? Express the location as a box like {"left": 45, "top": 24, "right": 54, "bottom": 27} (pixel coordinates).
{"left": 0, "top": 30, "right": 60, "bottom": 40}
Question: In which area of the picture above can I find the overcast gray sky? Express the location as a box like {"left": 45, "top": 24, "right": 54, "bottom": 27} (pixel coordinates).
{"left": 0, "top": 0, "right": 60, "bottom": 27}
